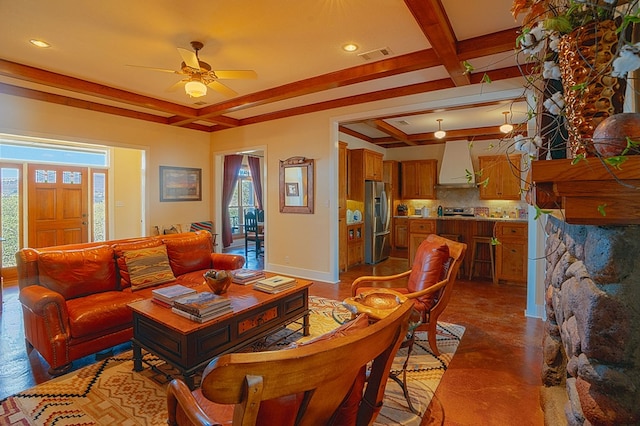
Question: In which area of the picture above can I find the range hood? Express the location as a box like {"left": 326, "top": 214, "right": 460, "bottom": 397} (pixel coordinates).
{"left": 437, "top": 140, "right": 476, "bottom": 188}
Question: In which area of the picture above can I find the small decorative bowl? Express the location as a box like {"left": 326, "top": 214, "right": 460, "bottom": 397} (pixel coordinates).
{"left": 204, "top": 270, "right": 232, "bottom": 295}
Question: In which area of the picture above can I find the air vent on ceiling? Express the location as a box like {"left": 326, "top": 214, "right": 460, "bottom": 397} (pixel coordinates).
{"left": 396, "top": 120, "right": 410, "bottom": 126}
{"left": 358, "top": 47, "right": 393, "bottom": 61}
{"left": 193, "top": 101, "right": 208, "bottom": 106}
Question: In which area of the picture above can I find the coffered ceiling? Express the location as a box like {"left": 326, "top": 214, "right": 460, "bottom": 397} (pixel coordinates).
{"left": 0, "top": 0, "right": 527, "bottom": 147}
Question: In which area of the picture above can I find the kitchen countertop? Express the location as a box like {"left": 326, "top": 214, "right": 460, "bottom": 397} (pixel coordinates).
{"left": 394, "top": 215, "right": 528, "bottom": 223}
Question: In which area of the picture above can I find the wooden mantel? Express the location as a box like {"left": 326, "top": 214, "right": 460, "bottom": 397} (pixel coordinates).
{"left": 531, "top": 157, "right": 640, "bottom": 225}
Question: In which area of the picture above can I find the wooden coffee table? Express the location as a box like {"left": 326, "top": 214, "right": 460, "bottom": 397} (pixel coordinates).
{"left": 128, "top": 276, "right": 312, "bottom": 389}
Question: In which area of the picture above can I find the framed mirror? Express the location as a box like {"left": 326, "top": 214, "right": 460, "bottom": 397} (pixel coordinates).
{"left": 279, "top": 157, "right": 314, "bottom": 214}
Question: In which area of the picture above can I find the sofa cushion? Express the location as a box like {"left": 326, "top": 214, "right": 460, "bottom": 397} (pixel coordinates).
{"left": 175, "top": 270, "right": 207, "bottom": 287}
{"left": 37, "top": 245, "right": 117, "bottom": 300}
{"left": 66, "top": 291, "right": 144, "bottom": 338}
{"left": 163, "top": 232, "right": 212, "bottom": 276}
{"left": 113, "top": 239, "right": 163, "bottom": 289}
{"left": 124, "top": 245, "right": 177, "bottom": 291}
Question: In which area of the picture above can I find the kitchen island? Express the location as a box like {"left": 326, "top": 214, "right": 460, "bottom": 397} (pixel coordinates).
{"left": 393, "top": 215, "right": 528, "bottom": 285}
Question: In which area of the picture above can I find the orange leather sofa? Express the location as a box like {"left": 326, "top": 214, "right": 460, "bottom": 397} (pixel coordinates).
{"left": 15, "top": 231, "right": 245, "bottom": 375}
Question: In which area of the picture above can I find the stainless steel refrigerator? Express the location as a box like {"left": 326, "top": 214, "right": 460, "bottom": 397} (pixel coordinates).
{"left": 364, "top": 181, "right": 391, "bottom": 264}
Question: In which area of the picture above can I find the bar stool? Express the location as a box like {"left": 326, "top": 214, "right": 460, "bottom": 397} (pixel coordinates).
{"left": 468, "top": 236, "right": 495, "bottom": 284}
{"left": 439, "top": 234, "right": 463, "bottom": 278}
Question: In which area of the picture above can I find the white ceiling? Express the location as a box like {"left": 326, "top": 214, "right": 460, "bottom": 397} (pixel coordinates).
{"left": 0, "top": 0, "right": 527, "bottom": 146}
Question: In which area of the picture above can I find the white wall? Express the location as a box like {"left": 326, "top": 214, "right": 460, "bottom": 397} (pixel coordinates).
{"left": 0, "top": 93, "right": 211, "bottom": 238}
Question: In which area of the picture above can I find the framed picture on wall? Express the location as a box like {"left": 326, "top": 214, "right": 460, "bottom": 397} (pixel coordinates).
{"left": 160, "top": 166, "right": 202, "bottom": 202}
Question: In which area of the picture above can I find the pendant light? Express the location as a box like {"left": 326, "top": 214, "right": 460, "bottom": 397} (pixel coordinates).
{"left": 500, "top": 111, "right": 514, "bottom": 134}
{"left": 434, "top": 119, "right": 446, "bottom": 139}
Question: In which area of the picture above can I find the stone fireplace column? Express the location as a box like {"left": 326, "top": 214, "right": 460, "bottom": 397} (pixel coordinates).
{"left": 541, "top": 217, "right": 640, "bottom": 425}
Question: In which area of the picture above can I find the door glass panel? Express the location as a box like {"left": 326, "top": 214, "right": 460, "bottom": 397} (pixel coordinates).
{"left": 1, "top": 167, "right": 20, "bottom": 267}
{"left": 35, "top": 169, "right": 56, "bottom": 183}
{"left": 63, "top": 171, "right": 82, "bottom": 184}
{"left": 92, "top": 171, "right": 106, "bottom": 241}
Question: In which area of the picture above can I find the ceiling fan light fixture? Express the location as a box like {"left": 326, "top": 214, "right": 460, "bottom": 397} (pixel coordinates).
{"left": 500, "top": 111, "right": 514, "bottom": 134}
{"left": 434, "top": 119, "right": 446, "bottom": 139}
{"left": 185, "top": 80, "right": 207, "bottom": 98}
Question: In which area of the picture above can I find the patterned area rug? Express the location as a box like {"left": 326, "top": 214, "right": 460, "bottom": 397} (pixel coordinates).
{"left": 0, "top": 296, "right": 464, "bottom": 426}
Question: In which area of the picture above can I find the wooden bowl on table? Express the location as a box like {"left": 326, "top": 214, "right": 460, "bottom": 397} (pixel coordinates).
{"left": 204, "top": 270, "right": 232, "bottom": 295}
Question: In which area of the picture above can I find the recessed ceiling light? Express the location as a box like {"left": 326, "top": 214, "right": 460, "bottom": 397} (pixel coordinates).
{"left": 342, "top": 43, "right": 358, "bottom": 52}
{"left": 29, "top": 39, "right": 51, "bottom": 48}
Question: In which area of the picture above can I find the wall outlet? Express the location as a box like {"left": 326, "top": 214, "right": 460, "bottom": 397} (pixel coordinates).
{"left": 284, "top": 256, "right": 290, "bottom": 264}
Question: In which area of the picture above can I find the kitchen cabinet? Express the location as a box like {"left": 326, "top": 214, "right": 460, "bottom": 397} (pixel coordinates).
{"left": 350, "top": 148, "right": 383, "bottom": 183}
{"left": 347, "top": 223, "right": 364, "bottom": 268}
{"left": 394, "top": 217, "right": 408, "bottom": 249}
{"left": 338, "top": 142, "right": 348, "bottom": 272}
{"left": 478, "top": 154, "right": 522, "bottom": 200}
{"left": 401, "top": 160, "right": 437, "bottom": 199}
{"left": 349, "top": 151, "right": 364, "bottom": 202}
{"left": 408, "top": 219, "right": 436, "bottom": 264}
{"left": 364, "top": 149, "right": 383, "bottom": 181}
{"left": 383, "top": 160, "right": 399, "bottom": 200}
{"left": 495, "top": 222, "right": 528, "bottom": 284}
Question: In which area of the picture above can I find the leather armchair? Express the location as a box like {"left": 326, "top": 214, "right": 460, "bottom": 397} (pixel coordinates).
{"left": 350, "top": 234, "right": 467, "bottom": 356}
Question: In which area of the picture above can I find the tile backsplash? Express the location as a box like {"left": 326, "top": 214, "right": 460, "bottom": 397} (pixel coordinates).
{"left": 399, "top": 187, "right": 527, "bottom": 218}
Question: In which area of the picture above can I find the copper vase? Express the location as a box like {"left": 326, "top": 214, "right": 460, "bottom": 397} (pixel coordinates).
{"left": 558, "top": 19, "right": 626, "bottom": 157}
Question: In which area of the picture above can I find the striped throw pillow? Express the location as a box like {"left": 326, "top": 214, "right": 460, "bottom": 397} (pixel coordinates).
{"left": 124, "top": 245, "right": 176, "bottom": 291}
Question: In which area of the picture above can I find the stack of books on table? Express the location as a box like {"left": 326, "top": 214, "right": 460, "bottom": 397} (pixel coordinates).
{"left": 171, "top": 291, "right": 233, "bottom": 323}
{"left": 231, "top": 269, "right": 265, "bottom": 285}
{"left": 253, "top": 275, "right": 296, "bottom": 294}
{"left": 151, "top": 284, "right": 196, "bottom": 308}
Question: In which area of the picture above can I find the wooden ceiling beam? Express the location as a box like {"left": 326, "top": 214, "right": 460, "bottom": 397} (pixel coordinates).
{"left": 457, "top": 28, "right": 519, "bottom": 60}
{"left": 408, "top": 125, "right": 506, "bottom": 142}
{"left": 337, "top": 126, "right": 375, "bottom": 143}
{"left": 404, "top": 0, "right": 471, "bottom": 86}
{"left": 169, "top": 49, "right": 442, "bottom": 126}
{"left": 0, "top": 59, "right": 197, "bottom": 117}
{"left": 370, "top": 119, "right": 418, "bottom": 146}
{"left": 0, "top": 82, "right": 171, "bottom": 125}
{"left": 354, "top": 96, "right": 528, "bottom": 123}
{"left": 233, "top": 77, "right": 456, "bottom": 128}
{"left": 237, "top": 65, "right": 520, "bottom": 129}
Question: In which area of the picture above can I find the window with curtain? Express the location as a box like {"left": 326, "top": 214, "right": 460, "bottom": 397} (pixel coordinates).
{"left": 227, "top": 165, "right": 256, "bottom": 237}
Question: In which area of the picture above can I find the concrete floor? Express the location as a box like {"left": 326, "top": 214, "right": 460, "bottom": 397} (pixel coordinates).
{"left": 0, "top": 254, "right": 545, "bottom": 424}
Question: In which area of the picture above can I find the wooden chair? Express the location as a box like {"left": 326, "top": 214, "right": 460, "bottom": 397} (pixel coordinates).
{"left": 166, "top": 300, "right": 414, "bottom": 426}
{"left": 350, "top": 234, "right": 466, "bottom": 356}
{"left": 244, "top": 210, "right": 264, "bottom": 258}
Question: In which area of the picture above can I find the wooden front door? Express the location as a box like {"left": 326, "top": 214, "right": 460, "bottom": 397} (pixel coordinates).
{"left": 27, "top": 164, "right": 88, "bottom": 248}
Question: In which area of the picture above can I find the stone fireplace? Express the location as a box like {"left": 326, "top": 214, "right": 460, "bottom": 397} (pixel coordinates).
{"left": 541, "top": 217, "right": 640, "bottom": 425}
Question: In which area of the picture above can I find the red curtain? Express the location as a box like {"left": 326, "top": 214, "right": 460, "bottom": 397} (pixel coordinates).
{"left": 221, "top": 155, "right": 243, "bottom": 248}
{"left": 247, "top": 156, "right": 263, "bottom": 211}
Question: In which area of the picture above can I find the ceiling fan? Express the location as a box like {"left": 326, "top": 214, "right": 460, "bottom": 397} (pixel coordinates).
{"left": 129, "top": 41, "right": 257, "bottom": 98}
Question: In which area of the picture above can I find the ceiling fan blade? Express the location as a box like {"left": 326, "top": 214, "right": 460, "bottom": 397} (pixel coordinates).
{"left": 212, "top": 70, "right": 257, "bottom": 80}
{"left": 207, "top": 80, "right": 238, "bottom": 97}
{"left": 177, "top": 47, "right": 200, "bottom": 70}
{"left": 126, "top": 64, "right": 181, "bottom": 74}
{"left": 166, "top": 80, "right": 187, "bottom": 92}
